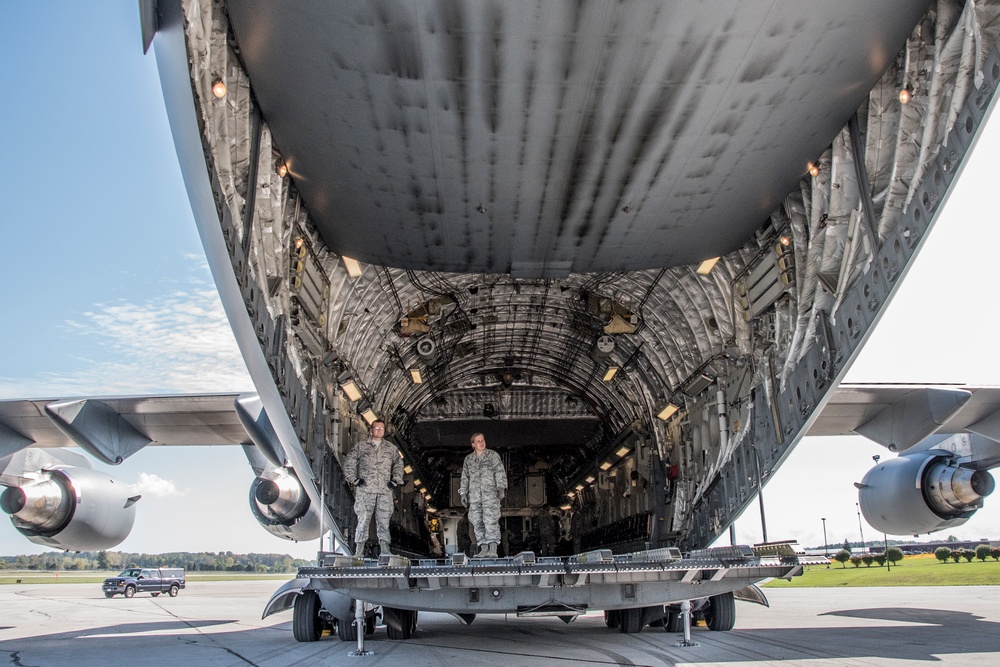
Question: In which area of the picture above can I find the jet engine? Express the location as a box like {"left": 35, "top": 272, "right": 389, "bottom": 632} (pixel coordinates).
{"left": 0, "top": 467, "right": 139, "bottom": 551}
{"left": 858, "top": 451, "right": 996, "bottom": 535}
{"left": 248, "top": 467, "right": 320, "bottom": 541}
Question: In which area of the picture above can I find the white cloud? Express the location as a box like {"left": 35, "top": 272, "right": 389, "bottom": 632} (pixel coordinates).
{"left": 129, "top": 472, "right": 187, "bottom": 498}
{"left": 0, "top": 262, "right": 252, "bottom": 398}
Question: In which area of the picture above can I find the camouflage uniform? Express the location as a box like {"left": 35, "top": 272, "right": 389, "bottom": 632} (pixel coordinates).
{"left": 345, "top": 437, "right": 403, "bottom": 552}
{"left": 459, "top": 448, "right": 507, "bottom": 546}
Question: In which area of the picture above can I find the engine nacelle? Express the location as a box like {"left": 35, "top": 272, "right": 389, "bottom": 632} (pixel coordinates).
{"left": 858, "top": 451, "right": 996, "bottom": 535}
{"left": 0, "top": 467, "right": 138, "bottom": 551}
{"left": 248, "top": 468, "right": 320, "bottom": 541}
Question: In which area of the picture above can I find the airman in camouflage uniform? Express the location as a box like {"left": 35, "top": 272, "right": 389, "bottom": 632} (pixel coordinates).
{"left": 459, "top": 432, "right": 507, "bottom": 558}
{"left": 345, "top": 420, "right": 403, "bottom": 556}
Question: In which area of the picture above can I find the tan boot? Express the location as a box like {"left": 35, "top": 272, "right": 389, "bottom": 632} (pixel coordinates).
{"left": 484, "top": 542, "right": 498, "bottom": 558}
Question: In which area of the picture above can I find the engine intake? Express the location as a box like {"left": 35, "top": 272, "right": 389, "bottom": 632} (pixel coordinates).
{"left": 858, "top": 452, "right": 995, "bottom": 535}
{"left": 1, "top": 468, "right": 138, "bottom": 551}
{"left": 248, "top": 468, "right": 319, "bottom": 541}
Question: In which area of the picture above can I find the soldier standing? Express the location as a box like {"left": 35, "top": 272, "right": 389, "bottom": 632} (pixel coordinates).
{"left": 345, "top": 420, "right": 403, "bottom": 556}
{"left": 459, "top": 432, "right": 507, "bottom": 558}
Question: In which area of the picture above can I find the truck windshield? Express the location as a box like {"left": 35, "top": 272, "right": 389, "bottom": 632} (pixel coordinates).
{"left": 119, "top": 569, "right": 141, "bottom": 577}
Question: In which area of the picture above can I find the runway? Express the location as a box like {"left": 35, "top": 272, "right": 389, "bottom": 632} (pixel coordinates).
{"left": 2, "top": 581, "right": 999, "bottom": 666}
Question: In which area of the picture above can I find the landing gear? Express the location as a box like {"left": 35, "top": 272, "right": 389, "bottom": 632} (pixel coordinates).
{"left": 383, "top": 606, "right": 418, "bottom": 640}
{"left": 292, "top": 590, "right": 323, "bottom": 642}
{"left": 704, "top": 592, "right": 736, "bottom": 631}
{"left": 336, "top": 603, "right": 377, "bottom": 641}
{"left": 618, "top": 607, "right": 645, "bottom": 634}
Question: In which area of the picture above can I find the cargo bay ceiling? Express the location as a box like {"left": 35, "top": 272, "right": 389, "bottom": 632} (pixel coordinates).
{"left": 223, "top": 0, "right": 929, "bottom": 274}
{"left": 160, "top": 0, "right": 1000, "bottom": 547}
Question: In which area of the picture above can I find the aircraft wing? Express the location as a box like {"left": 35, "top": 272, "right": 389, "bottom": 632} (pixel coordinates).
{"left": 807, "top": 384, "right": 1000, "bottom": 451}
{"left": 0, "top": 393, "right": 251, "bottom": 462}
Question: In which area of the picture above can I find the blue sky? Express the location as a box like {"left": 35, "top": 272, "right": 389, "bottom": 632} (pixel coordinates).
{"left": 1, "top": 4, "right": 999, "bottom": 559}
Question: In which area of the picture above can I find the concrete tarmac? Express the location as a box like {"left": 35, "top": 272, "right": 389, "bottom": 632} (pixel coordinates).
{"left": 2, "top": 580, "right": 1000, "bottom": 666}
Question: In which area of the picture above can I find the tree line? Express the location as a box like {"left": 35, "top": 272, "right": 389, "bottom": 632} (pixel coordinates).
{"left": 0, "top": 550, "right": 312, "bottom": 573}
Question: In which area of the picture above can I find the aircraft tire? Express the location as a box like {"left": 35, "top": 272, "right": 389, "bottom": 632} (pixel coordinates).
{"left": 169, "top": 584, "right": 179, "bottom": 597}
{"left": 337, "top": 617, "right": 357, "bottom": 642}
{"left": 705, "top": 592, "right": 735, "bottom": 631}
{"left": 604, "top": 609, "right": 621, "bottom": 628}
{"left": 124, "top": 586, "right": 135, "bottom": 599}
{"left": 664, "top": 609, "right": 685, "bottom": 633}
{"left": 384, "top": 607, "right": 414, "bottom": 640}
{"left": 292, "top": 590, "right": 323, "bottom": 642}
{"left": 618, "top": 607, "right": 644, "bottom": 634}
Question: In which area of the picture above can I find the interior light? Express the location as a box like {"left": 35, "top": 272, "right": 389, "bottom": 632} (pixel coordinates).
{"left": 424, "top": 494, "right": 432, "bottom": 500}
{"left": 403, "top": 465, "right": 413, "bottom": 474}
{"left": 420, "top": 487, "right": 428, "bottom": 494}
{"left": 410, "top": 369, "right": 423, "bottom": 384}
{"left": 426, "top": 506, "right": 437, "bottom": 513}
{"left": 808, "top": 162, "right": 820, "bottom": 178}
{"left": 602, "top": 367, "right": 619, "bottom": 382}
{"left": 899, "top": 87, "right": 911, "bottom": 105}
{"left": 600, "top": 461, "right": 613, "bottom": 471}
{"left": 575, "top": 484, "right": 585, "bottom": 491}
{"left": 696, "top": 257, "right": 719, "bottom": 275}
{"left": 560, "top": 504, "right": 572, "bottom": 511}
{"left": 339, "top": 379, "right": 362, "bottom": 402}
{"left": 361, "top": 409, "right": 378, "bottom": 425}
{"left": 779, "top": 235, "right": 791, "bottom": 247}
{"left": 342, "top": 256, "right": 363, "bottom": 278}
{"left": 615, "top": 446, "right": 631, "bottom": 458}
{"left": 277, "top": 161, "right": 288, "bottom": 178}
{"left": 585, "top": 475, "right": 596, "bottom": 484}
{"left": 567, "top": 492, "right": 576, "bottom": 499}
{"left": 657, "top": 402, "right": 680, "bottom": 421}
{"left": 211, "top": 79, "right": 227, "bottom": 99}
{"left": 294, "top": 237, "right": 304, "bottom": 249}
{"left": 413, "top": 479, "right": 421, "bottom": 487}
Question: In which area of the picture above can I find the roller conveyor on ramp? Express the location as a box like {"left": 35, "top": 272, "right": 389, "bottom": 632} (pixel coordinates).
{"left": 265, "top": 542, "right": 826, "bottom": 625}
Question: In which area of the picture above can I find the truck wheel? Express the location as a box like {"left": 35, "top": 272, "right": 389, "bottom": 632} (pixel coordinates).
{"left": 618, "top": 607, "right": 644, "bottom": 634}
{"left": 169, "top": 584, "right": 179, "bottom": 598}
{"left": 292, "top": 591, "right": 323, "bottom": 642}
{"left": 104, "top": 592, "right": 115, "bottom": 599}
{"left": 604, "top": 609, "right": 621, "bottom": 628}
{"left": 124, "top": 586, "right": 135, "bottom": 599}
{"left": 151, "top": 592, "right": 160, "bottom": 597}
{"left": 705, "top": 592, "right": 736, "bottom": 631}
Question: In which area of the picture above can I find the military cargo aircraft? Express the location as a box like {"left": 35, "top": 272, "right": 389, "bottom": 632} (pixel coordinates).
{"left": 3, "top": 0, "right": 1000, "bottom": 639}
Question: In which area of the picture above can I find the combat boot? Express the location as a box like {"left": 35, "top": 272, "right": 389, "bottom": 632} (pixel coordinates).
{"left": 484, "top": 542, "right": 498, "bottom": 558}
{"left": 380, "top": 541, "right": 393, "bottom": 556}
{"left": 475, "top": 543, "right": 486, "bottom": 557}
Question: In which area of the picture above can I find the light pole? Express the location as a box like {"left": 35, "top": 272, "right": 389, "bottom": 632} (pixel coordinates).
{"left": 821, "top": 517, "right": 829, "bottom": 568}
{"left": 856, "top": 502, "right": 866, "bottom": 555}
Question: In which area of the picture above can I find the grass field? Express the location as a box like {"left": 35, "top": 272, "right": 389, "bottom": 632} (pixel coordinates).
{"left": 5, "top": 554, "right": 1000, "bottom": 587}
{"left": 0, "top": 571, "right": 294, "bottom": 585}
{"left": 765, "top": 553, "right": 1000, "bottom": 587}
